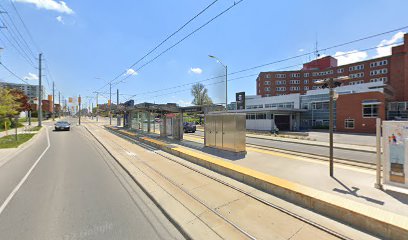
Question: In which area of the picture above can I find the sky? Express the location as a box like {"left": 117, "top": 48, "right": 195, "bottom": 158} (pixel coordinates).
{"left": 0, "top": 0, "right": 407, "bottom": 108}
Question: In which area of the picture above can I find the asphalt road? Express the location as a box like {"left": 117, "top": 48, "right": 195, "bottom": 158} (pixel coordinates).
{"left": 191, "top": 131, "right": 376, "bottom": 164}
{"left": 0, "top": 121, "right": 185, "bottom": 240}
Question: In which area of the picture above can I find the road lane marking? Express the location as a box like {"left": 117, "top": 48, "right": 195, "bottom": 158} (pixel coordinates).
{"left": 0, "top": 127, "right": 51, "bottom": 216}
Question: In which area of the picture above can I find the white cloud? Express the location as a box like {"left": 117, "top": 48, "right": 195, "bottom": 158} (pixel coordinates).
{"left": 125, "top": 68, "right": 138, "bottom": 76}
{"left": 298, "top": 49, "right": 304, "bottom": 52}
{"left": 24, "top": 72, "right": 39, "bottom": 80}
{"left": 375, "top": 31, "right": 405, "bottom": 58}
{"left": 14, "top": 0, "right": 74, "bottom": 14}
{"left": 177, "top": 99, "right": 192, "bottom": 107}
{"left": 189, "top": 67, "right": 203, "bottom": 74}
{"left": 334, "top": 50, "right": 368, "bottom": 65}
{"left": 56, "top": 15, "right": 64, "bottom": 24}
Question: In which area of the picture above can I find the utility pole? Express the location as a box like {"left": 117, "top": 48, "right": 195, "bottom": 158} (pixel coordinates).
{"left": 109, "top": 83, "right": 112, "bottom": 125}
{"left": 96, "top": 92, "right": 99, "bottom": 122}
{"left": 78, "top": 95, "right": 81, "bottom": 125}
{"left": 329, "top": 79, "right": 334, "bottom": 177}
{"left": 58, "top": 91, "right": 60, "bottom": 118}
{"left": 52, "top": 81, "right": 55, "bottom": 121}
{"left": 38, "top": 53, "right": 42, "bottom": 127}
{"left": 117, "top": 89, "right": 119, "bottom": 126}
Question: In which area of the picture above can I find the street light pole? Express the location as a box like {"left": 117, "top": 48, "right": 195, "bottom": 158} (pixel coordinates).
{"left": 315, "top": 75, "right": 349, "bottom": 177}
{"left": 109, "top": 83, "right": 112, "bottom": 125}
{"left": 329, "top": 79, "right": 334, "bottom": 177}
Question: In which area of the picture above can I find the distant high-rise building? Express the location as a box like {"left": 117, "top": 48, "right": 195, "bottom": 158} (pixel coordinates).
{"left": 0, "top": 82, "right": 45, "bottom": 100}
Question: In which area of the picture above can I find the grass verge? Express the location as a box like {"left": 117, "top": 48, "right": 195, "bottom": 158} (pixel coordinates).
{"left": 27, "top": 126, "right": 42, "bottom": 132}
{"left": 0, "top": 134, "right": 35, "bottom": 149}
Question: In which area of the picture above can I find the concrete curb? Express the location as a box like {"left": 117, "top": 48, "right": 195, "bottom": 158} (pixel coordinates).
{"left": 196, "top": 129, "right": 376, "bottom": 153}
{"left": 107, "top": 126, "right": 408, "bottom": 240}
{"left": 83, "top": 125, "right": 193, "bottom": 240}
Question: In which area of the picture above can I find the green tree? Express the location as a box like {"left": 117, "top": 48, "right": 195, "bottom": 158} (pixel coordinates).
{"left": 191, "top": 83, "right": 212, "bottom": 106}
{"left": 0, "top": 87, "right": 19, "bottom": 117}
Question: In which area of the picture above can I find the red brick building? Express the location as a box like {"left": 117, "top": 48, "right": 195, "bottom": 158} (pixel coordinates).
{"left": 336, "top": 92, "right": 386, "bottom": 133}
{"left": 251, "top": 33, "right": 408, "bottom": 133}
{"left": 256, "top": 33, "right": 408, "bottom": 102}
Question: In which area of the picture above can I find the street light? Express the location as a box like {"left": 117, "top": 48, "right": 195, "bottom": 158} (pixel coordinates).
{"left": 209, "top": 55, "right": 228, "bottom": 110}
{"left": 315, "top": 75, "right": 350, "bottom": 177}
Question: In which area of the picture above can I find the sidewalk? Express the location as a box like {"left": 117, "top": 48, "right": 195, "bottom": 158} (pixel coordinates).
{"left": 195, "top": 126, "right": 376, "bottom": 152}
{"left": 105, "top": 125, "right": 408, "bottom": 239}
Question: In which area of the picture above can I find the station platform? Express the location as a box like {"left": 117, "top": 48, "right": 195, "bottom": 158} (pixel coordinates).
{"left": 105, "top": 125, "right": 408, "bottom": 239}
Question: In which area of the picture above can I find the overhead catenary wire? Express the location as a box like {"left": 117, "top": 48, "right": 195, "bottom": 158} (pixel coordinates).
{"left": 113, "top": 0, "right": 245, "bottom": 87}
{"left": 96, "top": 0, "right": 244, "bottom": 92}
{"left": 98, "top": 0, "right": 220, "bottom": 91}
{"left": 121, "top": 27, "right": 408, "bottom": 102}
{"left": 131, "top": 41, "right": 402, "bottom": 103}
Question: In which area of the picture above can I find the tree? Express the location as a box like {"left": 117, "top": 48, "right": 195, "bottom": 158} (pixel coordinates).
{"left": 191, "top": 83, "right": 212, "bottom": 106}
{"left": 9, "top": 89, "right": 30, "bottom": 112}
{"left": 0, "top": 87, "right": 19, "bottom": 117}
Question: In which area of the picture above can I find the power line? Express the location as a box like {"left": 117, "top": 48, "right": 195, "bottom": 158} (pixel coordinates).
{"left": 96, "top": 0, "right": 244, "bottom": 92}
{"left": 9, "top": 0, "right": 41, "bottom": 53}
{"left": 0, "top": 62, "right": 30, "bottom": 84}
{"left": 113, "top": 0, "right": 244, "bottom": 87}
{"left": 129, "top": 41, "right": 403, "bottom": 103}
{"left": 0, "top": 9, "right": 36, "bottom": 65}
{"left": 122, "top": 26, "right": 408, "bottom": 101}
{"left": 96, "top": 0, "right": 220, "bottom": 92}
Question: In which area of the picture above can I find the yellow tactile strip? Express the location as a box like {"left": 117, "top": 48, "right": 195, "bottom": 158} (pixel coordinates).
{"left": 108, "top": 127, "right": 408, "bottom": 239}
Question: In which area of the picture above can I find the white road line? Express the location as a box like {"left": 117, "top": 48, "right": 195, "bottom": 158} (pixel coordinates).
{"left": 0, "top": 127, "right": 51, "bottom": 216}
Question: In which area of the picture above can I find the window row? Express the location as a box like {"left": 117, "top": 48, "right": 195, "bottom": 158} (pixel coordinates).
{"left": 265, "top": 102, "right": 294, "bottom": 109}
{"left": 290, "top": 86, "right": 300, "bottom": 91}
{"left": 370, "top": 68, "right": 388, "bottom": 76}
{"left": 349, "top": 80, "right": 364, "bottom": 85}
{"left": 350, "top": 72, "right": 364, "bottom": 78}
{"left": 275, "top": 74, "right": 286, "bottom": 78}
{"left": 276, "top": 87, "right": 286, "bottom": 91}
{"left": 370, "top": 60, "right": 388, "bottom": 68}
{"left": 349, "top": 64, "right": 364, "bottom": 71}
{"left": 312, "top": 70, "right": 334, "bottom": 76}
{"left": 246, "top": 104, "right": 263, "bottom": 109}
{"left": 290, "top": 80, "right": 300, "bottom": 84}
{"left": 370, "top": 77, "right": 388, "bottom": 83}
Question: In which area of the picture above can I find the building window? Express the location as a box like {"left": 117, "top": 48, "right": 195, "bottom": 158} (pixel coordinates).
{"left": 349, "top": 64, "right": 364, "bottom": 71}
{"left": 265, "top": 87, "right": 271, "bottom": 92}
{"left": 290, "top": 86, "right": 300, "bottom": 91}
{"left": 362, "top": 102, "right": 380, "bottom": 117}
{"left": 276, "top": 80, "right": 286, "bottom": 85}
{"left": 265, "top": 94, "right": 271, "bottom": 97}
{"left": 265, "top": 81, "right": 271, "bottom": 85}
{"left": 290, "top": 80, "right": 300, "bottom": 84}
{"left": 275, "top": 74, "right": 286, "bottom": 78}
{"left": 337, "top": 68, "right": 344, "bottom": 73}
{"left": 350, "top": 72, "right": 364, "bottom": 78}
{"left": 276, "top": 87, "right": 286, "bottom": 91}
{"left": 370, "top": 60, "right": 388, "bottom": 68}
{"left": 370, "top": 77, "right": 388, "bottom": 83}
{"left": 370, "top": 68, "right": 388, "bottom": 76}
{"left": 349, "top": 80, "right": 364, "bottom": 85}
{"left": 265, "top": 74, "right": 271, "bottom": 78}
{"left": 344, "top": 119, "right": 355, "bottom": 129}
{"left": 291, "top": 73, "right": 300, "bottom": 78}
{"left": 304, "top": 86, "right": 309, "bottom": 90}
{"left": 304, "top": 79, "right": 309, "bottom": 84}
{"left": 304, "top": 73, "right": 310, "bottom": 77}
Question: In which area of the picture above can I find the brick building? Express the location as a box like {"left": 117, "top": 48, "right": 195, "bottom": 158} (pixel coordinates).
{"left": 234, "top": 33, "right": 408, "bottom": 133}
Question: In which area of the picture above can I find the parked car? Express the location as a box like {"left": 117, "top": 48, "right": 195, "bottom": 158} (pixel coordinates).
{"left": 55, "top": 121, "right": 71, "bottom": 131}
{"left": 183, "top": 122, "right": 196, "bottom": 133}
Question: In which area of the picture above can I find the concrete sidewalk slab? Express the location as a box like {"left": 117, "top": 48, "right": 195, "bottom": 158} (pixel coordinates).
{"left": 106, "top": 126, "right": 408, "bottom": 240}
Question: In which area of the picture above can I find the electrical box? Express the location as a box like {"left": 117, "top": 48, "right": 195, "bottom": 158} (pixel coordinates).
{"left": 204, "top": 113, "right": 246, "bottom": 153}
